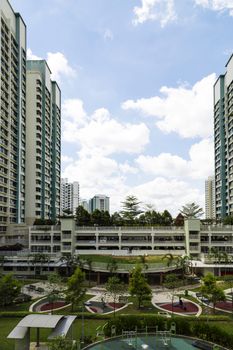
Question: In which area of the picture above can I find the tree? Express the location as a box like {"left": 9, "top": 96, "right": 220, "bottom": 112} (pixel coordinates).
{"left": 30, "top": 253, "right": 50, "bottom": 277}
{"left": 161, "top": 210, "right": 173, "bottom": 225}
{"left": 201, "top": 273, "right": 226, "bottom": 313}
{"left": 223, "top": 215, "right": 233, "bottom": 225}
{"left": 0, "top": 274, "right": 21, "bottom": 307}
{"left": 66, "top": 267, "right": 86, "bottom": 311}
{"left": 111, "top": 212, "right": 124, "bottom": 226}
{"left": 107, "top": 258, "right": 118, "bottom": 275}
{"left": 48, "top": 273, "right": 63, "bottom": 314}
{"left": 48, "top": 336, "right": 76, "bottom": 350}
{"left": 121, "top": 195, "right": 143, "bottom": 223}
{"left": 129, "top": 265, "right": 152, "bottom": 308}
{"left": 76, "top": 206, "right": 91, "bottom": 226}
{"left": 59, "top": 253, "right": 80, "bottom": 276}
{"left": 173, "top": 213, "right": 184, "bottom": 226}
{"left": 176, "top": 255, "right": 190, "bottom": 280}
{"left": 105, "top": 276, "right": 126, "bottom": 317}
{"left": 162, "top": 253, "right": 175, "bottom": 267}
{"left": 163, "top": 273, "right": 180, "bottom": 314}
{"left": 179, "top": 202, "right": 204, "bottom": 219}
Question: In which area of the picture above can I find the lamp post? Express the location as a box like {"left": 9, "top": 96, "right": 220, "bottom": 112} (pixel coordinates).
{"left": 81, "top": 303, "right": 84, "bottom": 348}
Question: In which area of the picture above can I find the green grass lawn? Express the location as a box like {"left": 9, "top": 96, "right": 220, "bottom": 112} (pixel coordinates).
{"left": 80, "top": 254, "right": 168, "bottom": 265}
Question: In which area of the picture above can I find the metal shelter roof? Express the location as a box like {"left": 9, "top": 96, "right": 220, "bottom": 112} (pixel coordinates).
{"left": 8, "top": 314, "right": 77, "bottom": 340}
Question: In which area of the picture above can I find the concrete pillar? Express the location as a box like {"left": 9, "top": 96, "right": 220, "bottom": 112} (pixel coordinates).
{"left": 95, "top": 232, "right": 99, "bottom": 251}
{"left": 160, "top": 273, "right": 163, "bottom": 284}
{"left": 119, "top": 232, "right": 122, "bottom": 250}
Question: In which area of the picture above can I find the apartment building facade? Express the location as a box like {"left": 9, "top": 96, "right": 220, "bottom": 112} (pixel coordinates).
{"left": 25, "top": 61, "right": 61, "bottom": 225}
{"left": 214, "top": 54, "right": 233, "bottom": 219}
{"left": 0, "top": 0, "right": 26, "bottom": 233}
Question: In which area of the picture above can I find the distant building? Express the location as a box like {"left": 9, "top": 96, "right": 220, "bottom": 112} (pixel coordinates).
{"left": 80, "top": 199, "right": 90, "bottom": 212}
{"left": 89, "top": 195, "right": 110, "bottom": 213}
{"left": 60, "top": 179, "right": 80, "bottom": 215}
{"left": 205, "top": 176, "right": 216, "bottom": 219}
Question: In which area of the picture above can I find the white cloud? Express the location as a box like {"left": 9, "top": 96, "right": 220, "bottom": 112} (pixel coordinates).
{"left": 103, "top": 29, "right": 114, "bottom": 41}
{"left": 27, "top": 49, "right": 76, "bottom": 83}
{"left": 62, "top": 155, "right": 129, "bottom": 212}
{"left": 47, "top": 52, "right": 76, "bottom": 82}
{"left": 136, "top": 138, "right": 214, "bottom": 180}
{"left": 62, "top": 100, "right": 150, "bottom": 156}
{"left": 194, "top": 0, "right": 233, "bottom": 16}
{"left": 132, "top": 177, "right": 204, "bottom": 214}
{"left": 27, "top": 48, "right": 41, "bottom": 60}
{"left": 61, "top": 155, "right": 73, "bottom": 163}
{"left": 133, "top": 0, "right": 177, "bottom": 27}
{"left": 122, "top": 73, "right": 216, "bottom": 139}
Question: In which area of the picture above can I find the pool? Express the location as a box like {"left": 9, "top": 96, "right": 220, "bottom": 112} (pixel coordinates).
{"left": 84, "top": 335, "right": 225, "bottom": 350}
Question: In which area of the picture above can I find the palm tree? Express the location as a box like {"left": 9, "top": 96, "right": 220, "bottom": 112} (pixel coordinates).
{"left": 162, "top": 253, "right": 175, "bottom": 268}
{"left": 107, "top": 258, "right": 118, "bottom": 275}
{"left": 59, "top": 253, "right": 80, "bottom": 276}
{"left": 209, "top": 247, "right": 220, "bottom": 263}
{"left": 176, "top": 255, "right": 190, "bottom": 280}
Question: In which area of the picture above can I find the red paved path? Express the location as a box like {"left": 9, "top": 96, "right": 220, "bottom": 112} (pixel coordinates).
{"left": 158, "top": 302, "right": 198, "bottom": 314}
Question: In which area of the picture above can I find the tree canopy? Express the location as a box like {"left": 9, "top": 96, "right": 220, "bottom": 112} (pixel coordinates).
{"left": 129, "top": 265, "right": 152, "bottom": 308}
{"left": 121, "top": 196, "right": 143, "bottom": 223}
{"left": 179, "top": 202, "right": 203, "bottom": 219}
{"left": 66, "top": 267, "right": 86, "bottom": 311}
{"left": 0, "top": 274, "right": 21, "bottom": 307}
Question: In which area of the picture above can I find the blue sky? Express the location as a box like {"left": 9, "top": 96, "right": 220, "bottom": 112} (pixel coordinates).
{"left": 11, "top": 0, "right": 233, "bottom": 214}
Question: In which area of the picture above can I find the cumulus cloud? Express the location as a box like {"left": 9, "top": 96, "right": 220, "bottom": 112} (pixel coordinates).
{"left": 27, "top": 48, "right": 42, "bottom": 60}
{"left": 61, "top": 155, "right": 74, "bottom": 163}
{"left": 136, "top": 138, "right": 214, "bottom": 180}
{"left": 194, "top": 0, "right": 233, "bottom": 16}
{"left": 27, "top": 48, "right": 76, "bottom": 83}
{"left": 62, "top": 99, "right": 150, "bottom": 156}
{"left": 133, "top": 0, "right": 177, "bottom": 27}
{"left": 122, "top": 73, "right": 216, "bottom": 139}
{"left": 132, "top": 177, "right": 204, "bottom": 214}
{"left": 62, "top": 154, "right": 129, "bottom": 212}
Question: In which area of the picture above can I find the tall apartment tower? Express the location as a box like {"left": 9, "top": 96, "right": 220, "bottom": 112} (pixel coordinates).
{"left": 205, "top": 176, "right": 216, "bottom": 219}
{"left": 89, "top": 195, "right": 110, "bottom": 213}
{"left": 25, "top": 60, "right": 61, "bottom": 225}
{"left": 0, "top": 0, "right": 26, "bottom": 234}
{"left": 214, "top": 54, "right": 233, "bottom": 219}
{"left": 60, "top": 179, "right": 80, "bottom": 215}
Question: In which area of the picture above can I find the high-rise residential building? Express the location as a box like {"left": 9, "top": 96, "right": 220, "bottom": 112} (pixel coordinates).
{"left": 0, "top": 0, "right": 26, "bottom": 233}
{"left": 80, "top": 199, "right": 90, "bottom": 212}
{"left": 205, "top": 176, "right": 216, "bottom": 220}
{"left": 60, "top": 179, "right": 80, "bottom": 215}
{"left": 89, "top": 195, "right": 110, "bottom": 213}
{"left": 25, "top": 60, "right": 61, "bottom": 225}
{"left": 214, "top": 54, "right": 233, "bottom": 219}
